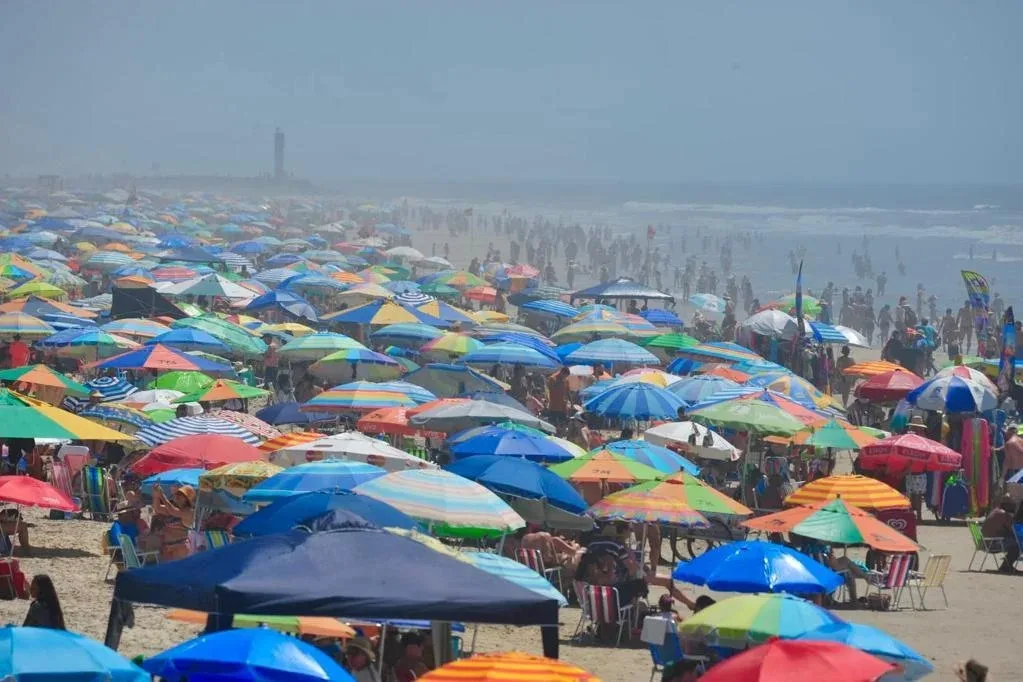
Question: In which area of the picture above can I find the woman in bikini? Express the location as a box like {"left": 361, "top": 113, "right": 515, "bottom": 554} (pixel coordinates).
{"left": 151, "top": 484, "right": 196, "bottom": 561}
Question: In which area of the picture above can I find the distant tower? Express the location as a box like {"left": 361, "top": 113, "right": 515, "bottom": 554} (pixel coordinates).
{"left": 274, "top": 127, "right": 285, "bottom": 179}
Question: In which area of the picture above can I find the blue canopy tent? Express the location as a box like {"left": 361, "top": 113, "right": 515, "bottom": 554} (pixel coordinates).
{"left": 107, "top": 525, "right": 561, "bottom": 658}
{"left": 569, "top": 277, "right": 673, "bottom": 303}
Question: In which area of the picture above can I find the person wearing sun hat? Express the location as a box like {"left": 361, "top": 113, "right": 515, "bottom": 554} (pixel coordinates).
{"left": 344, "top": 636, "right": 379, "bottom": 682}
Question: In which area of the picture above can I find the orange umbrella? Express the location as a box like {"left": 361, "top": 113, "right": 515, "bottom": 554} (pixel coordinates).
{"left": 0, "top": 297, "right": 97, "bottom": 318}
{"left": 699, "top": 365, "right": 752, "bottom": 383}
{"left": 330, "top": 271, "right": 365, "bottom": 285}
{"left": 549, "top": 450, "right": 663, "bottom": 484}
{"left": 258, "top": 431, "right": 325, "bottom": 454}
{"left": 743, "top": 498, "right": 919, "bottom": 553}
{"left": 627, "top": 471, "right": 753, "bottom": 516}
{"left": 784, "top": 474, "right": 909, "bottom": 510}
{"left": 841, "top": 360, "right": 906, "bottom": 377}
{"left": 357, "top": 406, "right": 444, "bottom": 438}
{"left": 165, "top": 609, "right": 355, "bottom": 638}
{"left": 420, "top": 652, "right": 600, "bottom": 682}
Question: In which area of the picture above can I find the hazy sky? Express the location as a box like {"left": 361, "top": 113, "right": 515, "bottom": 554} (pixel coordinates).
{"left": 2, "top": 1, "right": 1022, "bottom": 184}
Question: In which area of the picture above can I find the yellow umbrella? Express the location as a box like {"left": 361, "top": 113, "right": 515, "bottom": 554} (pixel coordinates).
{"left": 74, "top": 242, "right": 97, "bottom": 253}
{"left": 784, "top": 474, "right": 910, "bottom": 510}
{"left": 7, "top": 280, "right": 66, "bottom": 301}
{"left": 267, "top": 322, "right": 315, "bottom": 337}
{"left": 0, "top": 397, "right": 138, "bottom": 441}
{"left": 420, "top": 652, "right": 600, "bottom": 681}
{"left": 472, "top": 310, "right": 509, "bottom": 323}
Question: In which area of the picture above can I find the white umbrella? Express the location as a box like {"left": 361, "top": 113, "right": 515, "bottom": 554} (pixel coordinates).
{"left": 409, "top": 400, "right": 556, "bottom": 434}
{"left": 833, "top": 325, "right": 871, "bottom": 348}
{"left": 642, "top": 421, "right": 741, "bottom": 461}
{"left": 418, "top": 256, "right": 453, "bottom": 269}
{"left": 386, "top": 246, "right": 424, "bottom": 260}
{"left": 162, "top": 273, "right": 256, "bottom": 299}
{"left": 268, "top": 432, "right": 438, "bottom": 472}
{"left": 113, "top": 389, "right": 184, "bottom": 404}
{"left": 739, "top": 309, "right": 798, "bottom": 339}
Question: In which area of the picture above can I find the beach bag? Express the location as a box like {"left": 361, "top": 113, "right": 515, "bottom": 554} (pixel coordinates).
{"left": 940, "top": 481, "right": 970, "bottom": 521}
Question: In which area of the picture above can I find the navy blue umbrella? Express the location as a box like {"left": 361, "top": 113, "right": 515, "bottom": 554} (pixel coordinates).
{"left": 256, "top": 402, "right": 334, "bottom": 426}
{"left": 233, "top": 490, "right": 420, "bottom": 536}
{"left": 444, "top": 455, "right": 587, "bottom": 514}
{"left": 113, "top": 525, "right": 560, "bottom": 626}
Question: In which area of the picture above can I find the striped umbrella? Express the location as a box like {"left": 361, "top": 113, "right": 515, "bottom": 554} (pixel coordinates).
{"left": 324, "top": 300, "right": 448, "bottom": 327}
{"left": 461, "top": 342, "right": 560, "bottom": 373}
{"left": 85, "top": 251, "right": 135, "bottom": 271}
{"left": 134, "top": 416, "right": 262, "bottom": 447}
{"left": 214, "top": 410, "right": 283, "bottom": 440}
{"left": 432, "top": 270, "right": 487, "bottom": 289}
{"left": 370, "top": 323, "right": 444, "bottom": 348}
{"left": 357, "top": 407, "right": 442, "bottom": 438}
{"left": 906, "top": 365, "right": 998, "bottom": 413}
{"left": 309, "top": 348, "right": 405, "bottom": 383}
{"left": 302, "top": 381, "right": 418, "bottom": 412}
{"left": 584, "top": 382, "right": 687, "bottom": 421}
{"left": 371, "top": 380, "right": 437, "bottom": 404}
{"left": 253, "top": 268, "right": 299, "bottom": 285}
{"left": 675, "top": 342, "right": 762, "bottom": 363}
{"left": 199, "top": 461, "right": 283, "bottom": 501}
{"left": 668, "top": 375, "right": 741, "bottom": 406}
{"left": 628, "top": 472, "right": 753, "bottom": 516}
{"left": 746, "top": 372, "right": 833, "bottom": 409}
{"left": 678, "top": 593, "right": 840, "bottom": 649}
{"left": 258, "top": 431, "right": 326, "bottom": 455}
{"left": 589, "top": 489, "right": 710, "bottom": 527}
{"left": 448, "top": 423, "right": 578, "bottom": 464}
{"left": 353, "top": 469, "right": 525, "bottom": 539}
{"left": 268, "top": 432, "right": 435, "bottom": 471}
{"left": 550, "top": 320, "right": 632, "bottom": 343}
{"left": 0, "top": 364, "right": 88, "bottom": 395}
{"left": 784, "top": 474, "right": 910, "bottom": 510}
{"left": 643, "top": 332, "right": 700, "bottom": 351}
{"left": 521, "top": 299, "right": 578, "bottom": 318}
{"left": 464, "top": 285, "right": 497, "bottom": 303}
{"left": 463, "top": 552, "right": 567, "bottom": 606}
{"left": 394, "top": 291, "right": 434, "bottom": 306}
{"left": 88, "top": 344, "right": 234, "bottom": 373}
{"left": 840, "top": 360, "right": 906, "bottom": 378}
{"left": 50, "top": 330, "right": 140, "bottom": 360}
{"left": 79, "top": 404, "right": 155, "bottom": 430}
{"left": 689, "top": 292, "right": 727, "bottom": 313}
{"left": 147, "top": 328, "right": 231, "bottom": 354}
{"left": 689, "top": 388, "right": 830, "bottom": 427}
{"left": 61, "top": 376, "right": 138, "bottom": 412}
{"left": 100, "top": 318, "right": 172, "bottom": 339}
{"left": 549, "top": 450, "right": 663, "bottom": 484}
{"left": 279, "top": 332, "right": 366, "bottom": 362}
{"left": 0, "top": 312, "right": 55, "bottom": 339}
{"left": 420, "top": 653, "right": 598, "bottom": 682}
{"left": 565, "top": 338, "right": 659, "bottom": 367}
{"left": 744, "top": 499, "right": 918, "bottom": 553}
{"left": 415, "top": 300, "right": 477, "bottom": 326}
{"left": 244, "top": 459, "right": 387, "bottom": 502}
{"left": 419, "top": 333, "right": 485, "bottom": 361}
{"left": 597, "top": 440, "right": 700, "bottom": 475}
{"left": 150, "top": 265, "right": 198, "bottom": 282}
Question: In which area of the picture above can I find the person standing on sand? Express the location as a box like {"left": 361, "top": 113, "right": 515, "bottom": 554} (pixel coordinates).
{"left": 957, "top": 301, "right": 974, "bottom": 354}
{"left": 23, "top": 574, "right": 65, "bottom": 629}
{"left": 834, "top": 345, "right": 855, "bottom": 405}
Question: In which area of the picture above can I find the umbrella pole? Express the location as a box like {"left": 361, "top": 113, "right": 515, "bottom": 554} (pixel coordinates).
{"left": 376, "top": 622, "right": 388, "bottom": 679}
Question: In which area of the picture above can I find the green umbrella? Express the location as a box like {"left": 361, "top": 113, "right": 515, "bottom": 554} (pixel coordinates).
{"left": 795, "top": 419, "right": 880, "bottom": 450}
{"left": 0, "top": 365, "right": 89, "bottom": 396}
{"left": 688, "top": 399, "right": 805, "bottom": 436}
{"left": 172, "top": 379, "right": 269, "bottom": 403}
{"left": 172, "top": 315, "right": 267, "bottom": 357}
{"left": 419, "top": 282, "right": 459, "bottom": 298}
{"left": 0, "top": 388, "right": 30, "bottom": 406}
{"left": 146, "top": 408, "right": 177, "bottom": 424}
{"left": 548, "top": 450, "right": 664, "bottom": 483}
{"left": 642, "top": 333, "right": 701, "bottom": 351}
{"left": 148, "top": 370, "right": 215, "bottom": 394}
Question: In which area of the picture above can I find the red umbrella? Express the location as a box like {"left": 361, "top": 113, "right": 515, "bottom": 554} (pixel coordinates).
{"left": 854, "top": 369, "right": 923, "bottom": 402}
{"left": 131, "top": 434, "right": 266, "bottom": 476}
{"left": 858, "top": 432, "right": 962, "bottom": 474}
{"left": 464, "top": 285, "right": 497, "bottom": 303}
{"left": 700, "top": 638, "right": 895, "bottom": 682}
{"left": 0, "top": 476, "right": 77, "bottom": 512}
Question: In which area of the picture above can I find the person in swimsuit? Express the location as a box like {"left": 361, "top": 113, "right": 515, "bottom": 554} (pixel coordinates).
{"left": 151, "top": 484, "right": 196, "bottom": 560}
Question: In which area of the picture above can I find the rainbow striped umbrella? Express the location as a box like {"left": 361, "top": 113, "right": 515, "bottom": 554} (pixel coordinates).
{"left": 678, "top": 593, "right": 841, "bottom": 649}
{"left": 433, "top": 270, "right": 487, "bottom": 289}
{"left": 597, "top": 439, "right": 700, "bottom": 476}
{"left": 0, "top": 312, "right": 54, "bottom": 339}
{"left": 628, "top": 472, "right": 753, "bottom": 516}
{"left": 0, "top": 365, "right": 88, "bottom": 395}
{"left": 746, "top": 372, "right": 833, "bottom": 409}
{"left": 420, "top": 653, "right": 598, "bottom": 682}
{"left": 589, "top": 489, "right": 710, "bottom": 527}
{"left": 100, "top": 318, "right": 172, "bottom": 339}
{"left": 354, "top": 469, "right": 524, "bottom": 538}
{"left": 85, "top": 251, "right": 135, "bottom": 271}
{"left": 549, "top": 450, "right": 663, "bottom": 484}
{"left": 675, "top": 342, "right": 762, "bottom": 363}
{"left": 419, "top": 333, "right": 485, "bottom": 361}
{"left": 214, "top": 410, "right": 283, "bottom": 440}
{"left": 302, "top": 381, "right": 418, "bottom": 412}
{"left": 279, "top": 332, "right": 366, "bottom": 362}
{"left": 550, "top": 320, "right": 632, "bottom": 343}
{"left": 309, "top": 348, "right": 404, "bottom": 383}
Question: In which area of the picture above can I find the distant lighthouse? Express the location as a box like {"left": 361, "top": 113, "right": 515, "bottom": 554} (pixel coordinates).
{"left": 274, "top": 127, "right": 285, "bottom": 180}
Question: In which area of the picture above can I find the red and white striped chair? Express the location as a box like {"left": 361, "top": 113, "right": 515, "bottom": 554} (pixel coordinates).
{"left": 573, "top": 582, "right": 635, "bottom": 646}
{"left": 865, "top": 553, "right": 913, "bottom": 610}
{"left": 515, "top": 548, "right": 563, "bottom": 593}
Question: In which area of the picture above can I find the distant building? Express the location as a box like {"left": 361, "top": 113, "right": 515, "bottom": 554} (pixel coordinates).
{"left": 274, "top": 128, "right": 285, "bottom": 179}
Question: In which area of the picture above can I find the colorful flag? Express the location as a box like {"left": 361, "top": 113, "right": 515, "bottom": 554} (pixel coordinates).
{"left": 795, "top": 260, "right": 804, "bottom": 331}
{"left": 998, "top": 306, "right": 1015, "bottom": 393}
{"left": 961, "top": 269, "right": 991, "bottom": 344}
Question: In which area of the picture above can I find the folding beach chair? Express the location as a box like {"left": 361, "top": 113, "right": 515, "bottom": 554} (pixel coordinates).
{"left": 204, "top": 530, "right": 232, "bottom": 550}
{"left": 577, "top": 584, "right": 635, "bottom": 646}
{"left": 80, "top": 466, "right": 115, "bottom": 520}
{"left": 641, "top": 614, "right": 685, "bottom": 682}
{"left": 907, "top": 554, "right": 951, "bottom": 610}
{"left": 967, "top": 520, "right": 1006, "bottom": 572}
{"left": 865, "top": 553, "right": 912, "bottom": 610}
{"left": 118, "top": 535, "right": 158, "bottom": 571}
{"left": 515, "top": 547, "right": 563, "bottom": 593}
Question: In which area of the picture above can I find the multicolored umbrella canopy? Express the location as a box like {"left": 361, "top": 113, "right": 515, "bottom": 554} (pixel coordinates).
{"left": 267, "top": 432, "right": 435, "bottom": 471}
{"left": 166, "top": 610, "right": 355, "bottom": 639}
{"left": 415, "top": 299, "right": 477, "bottom": 325}
{"left": 643, "top": 332, "right": 701, "bottom": 351}
{"left": 853, "top": 369, "right": 924, "bottom": 402}
{"left": 0, "top": 312, "right": 55, "bottom": 339}
{"left": 134, "top": 416, "right": 262, "bottom": 447}
{"left": 172, "top": 379, "right": 269, "bottom": 403}
{"left": 550, "top": 320, "right": 633, "bottom": 343}
{"left": 687, "top": 397, "right": 807, "bottom": 435}
{"left": 858, "top": 432, "right": 962, "bottom": 474}
{"left": 589, "top": 489, "right": 710, "bottom": 527}
{"left": 80, "top": 404, "right": 156, "bottom": 431}
{"left": 784, "top": 419, "right": 880, "bottom": 451}
{"left": 403, "top": 363, "right": 507, "bottom": 398}
{"left": 278, "top": 332, "right": 366, "bottom": 362}
{"left": 584, "top": 382, "right": 687, "bottom": 421}
{"left": 100, "top": 318, "right": 172, "bottom": 339}
{"left": 370, "top": 323, "right": 444, "bottom": 348}
{"left": 627, "top": 472, "right": 753, "bottom": 516}
{"left": 419, "top": 652, "right": 598, "bottom": 682}
{"left": 906, "top": 364, "right": 998, "bottom": 413}
{"left": 308, "top": 348, "right": 404, "bottom": 383}
{"left": 419, "top": 333, "right": 485, "bottom": 361}
{"left": 689, "top": 292, "right": 727, "bottom": 313}
{"left": 0, "top": 296, "right": 97, "bottom": 320}
{"left": 463, "top": 552, "right": 567, "bottom": 606}
{"left": 744, "top": 499, "right": 919, "bottom": 553}
{"left": 0, "top": 400, "right": 137, "bottom": 440}
{"left": 353, "top": 469, "right": 525, "bottom": 539}
{"left": 784, "top": 474, "right": 910, "bottom": 509}
{"left": 678, "top": 593, "right": 843, "bottom": 649}
{"left": 46, "top": 329, "right": 139, "bottom": 360}
{"left": 324, "top": 299, "right": 449, "bottom": 327}
{"left": 243, "top": 459, "right": 387, "bottom": 502}
{"left": 745, "top": 372, "right": 832, "bottom": 409}
{"left": 672, "top": 540, "right": 844, "bottom": 595}
{"left": 199, "top": 461, "right": 284, "bottom": 504}
{"left": 257, "top": 431, "right": 326, "bottom": 455}
{"left": 0, "top": 364, "right": 88, "bottom": 395}
{"left": 768, "top": 293, "right": 823, "bottom": 316}
{"left": 596, "top": 439, "right": 700, "bottom": 476}
{"left": 303, "top": 381, "right": 418, "bottom": 412}
{"left": 698, "top": 638, "right": 894, "bottom": 682}
{"left": 675, "top": 342, "right": 762, "bottom": 363}
{"left": 89, "top": 344, "right": 234, "bottom": 373}
{"left": 840, "top": 360, "right": 906, "bottom": 377}
{"left": 549, "top": 450, "right": 663, "bottom": 484}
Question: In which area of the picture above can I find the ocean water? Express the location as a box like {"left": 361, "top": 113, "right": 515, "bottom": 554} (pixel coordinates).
{"left": 391, "top": 181, "right": 1023, "bottom": 316}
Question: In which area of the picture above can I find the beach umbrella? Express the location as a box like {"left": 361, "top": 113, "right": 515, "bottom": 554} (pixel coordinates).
{"left": 0, "top": 400, "right": 137, "bottom": 441}
{"left": 639, "top": 307, "right": 683, "bottom": 326}
{"left": 303, "top": 381, "right": 418, "bottom": 412}
{"left": 643, "top": 332, "right": 700, "bottom": 352}
{"left": 356, "top": 406, "right": 441, "bottom": 438}
{"left": 268, "top": 432, "right": 436, "bottom": 471}
{"left": 199, "top": 460, "right": 283, "bottom": 507}
{"left": 146, "top": 328, "right": 232, "bottom": 354}
{"left": 0, "top": 625, "right": 148, "bottom": 682}
{"left": 626, "top": 472, "right": 753, "bottom": 517}
{"left": 854, "top": 369, "right": 924, "bottom": 402}
{"left": 420, "top": 652, "right": 597, "bottom": 682}
{"left": 768, "top": 293, "right": 823, "bottom": 317}
{"left": 0, "top": 476, "right": 77, "bottom": 511}
{"left": 309, "top": 347, "right": 405, "bottom": 383}
{"left": 688, "top": 397, "right": 806, "bottom": 436}
{"left": 584, "top": 382, "right": 686, "bottom": 421}
{"left": 165, "top": 610, "right": 354, "bottom": 639}
{"left": 672, "top": 540, "right": 843, "bottom": 594}
{"left": 841, "top": 360, "right": 907, "bottom": 378}
{"left": 785, "top": 474, "right": 910, "bottom": 509}
{"left": 324, "top": 299, "right": 449, "bottom": 327}
{"left": 116, "top": 388, "right": 184, "bottom": 405}
{"left": 234, "top": 489, "right": 420, "bottom": 536}
{"left": 172, "top": 379, "right": 269, "bottom": 403}
{"left": 256, "top": 402, "right": 334, "bottom": 426}
{"left": 667, "top": 375, "right": 741, "bottom": 406}
{"left": 744, "top": 499, "right": 918, "bottom": 552}
{"left": 64, "top": 376, "right": 138, "bottom": 408}
{"left": 858, "top": 432, "right": 962, "bottom": 473}
{"left": 689, "top": 387, "right": 830, "bottom": 425}
{"left": 521, "top": 299, "right": 578, "bottom": 318}
{"left": 419, "top": 333, "right": 485, "bottom": 361}
{"left": 689, "top": 292, "right": 727, "bottom": 313}
{"left": 148, "top": 370, "right": 214, "bottom": 394}
{"left": 370, "top": 323, "right": 444, "bottom": 348}
{"left": 410, "top": 399, "right": 554, "bottom": 434}
{"left": 447, "top": 423, "right": 578, "bottom": 463}
{"left": 131, "top": 432, "right": 265, "bottom": 476}
{"left": 0, "top": 312, "right": 54, "bottom": 339}
{"left": 279, "top": 332, "right": 366, "bottom": 362}
{"left": 698, "top": 638, "right": 894, "bottom": 682}
{"left": 134, "top": 416, "right": 262, "bottom": 448}
{"left": 589, "top": 489, "right": 710, "bottom": 528}
{"left": 403, "top": 363, "right": 507, "bottom": 398}
{"left": 796, "top": 622, "right": 934, "bottom": 681}
{"left": 564, "top": 338, "right": 659, "bottom": 367}
{"left": 906, "top": 365, "right": 998, "bottom": 412}
{"left": 353, "top": 469, "right": 525, "bottom": 538}
{"left": 393, "top": 290, "right": 434, "bottom": 307}
{"left": 550, "top": 320, "right": 632, "bottom": 343}
{"left": 48, "top": 329, "right": 140, "bottom": 360}
{"left": 778, "top": 420, "right": 880, "bottom": 451}
{"left": 642, "top": 421, "right": 742, "bottom": 461}
{"left": 85, "top": 251, "right": 135, "bottom": 271}
{"left": 0, "top": 296, "right": 97, "bottom": 320}
{"left": 208, "top": 410, "right": 281, "bottom": 440}
{"left": 89, "top": 344, "right": 233, "bottom": 373}
{"left": 7, "top": 280, "right": 65, "bottom": 300}
{"left": 257, "top": 431, "right": 326, "bottom": 455}
{"left": 140, "top": 468, "right": 205, "bottom": 496}
{"left": 80, "top": 404, "right": 155, "bottom": 431}
{"left": 0, "top": 364, "right": 88, "bottom": 395}
{"left": 739, "top": 308, "right": 799, "bottom": 339}
{"left": 173, "top": 316, "right": 268, "bottom": 357}
{"left": 678, "top": 593, "right": 842, "bottom": 649}
{"left": 164, "top": 272, "right": 255, "bottom": 299}
{"left": 746, "top": 372, "right": 832, "bottom": 409}
{"left": 597, "top": 439, "right": 700, "bottom": 475}
{"left": 464, "top": 553, "right": 567, "bottom": 606}
{"left": 461, "top": 342, "right": 560, "bottom": 373}
{"left": 549, "top": 450, "right": 663, "bottom": 484}
{"left": 445, "top": 455, "right": 587, "bottom": 514}
{"left": 244, "top": 459, "right": 387, "bottom": 502}
{"left": 100, "top": 318, "right": 171, "bottom": 339}
{"left": 142, "top": 627, "right": 352, "bottom": 682}
{"left": 386, "top": 245, "right": 424, "bottom": 260}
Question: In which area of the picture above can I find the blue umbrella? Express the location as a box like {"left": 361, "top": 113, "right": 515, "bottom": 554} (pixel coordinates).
{"left": 447, "top": 424, "right": 577, "bottom": 464}
{"left": 600, "top": 439, "right": 700, "bottom": 475}
{"left": 146, "top": 328, "right": 231, "bottom": 354}
{"left": 461, "top": 342, "right": 560, "bottom": 373}
{"left": 371, "top": 380, "right": 437, "bottom": 404}
{"left": 255, "top": 402, "right": 334, "bottom": 426}
{"left": 61, "top": 375, "right": 138, "bottom": 411}
{"left": 231, "top": 240, "right": 267, "bottom": 254}
{"left": 403, "top": 363, "right": 505, "bottom": 398}
{"left": 667, "top": 375, "right": 741, "bottom": 406}
{"left": 584, "top": 382, "right": 686, "bottom": 420}
{"left": 233, "top": 490, "right": 420, "bottom": 536}
{"left": 553, "top": 342, "right": 583, "bottom": 361}
{"left": 665, "top": 356, "right": 704, "bottom": 375}
{"left": 0, "top": 625, "right": 148, "bottom": 681}
{"left": 383, "top": 280, "right": 422, "bottom": 294}
{"left": 265, "top": 253, "right": 307, "bottom": 268}
{"left": 244, "top": 460, "right": 387, "bottom": 502}
{"left": 141, "top": 468, "right": 204, "bottom": 496}
{"left": 521, "top": 299, "right": 579, "bottom": 318}
{"left": 795, "top": 622, "right": 934, "bottom": 681}
{"left": 142, "top": 627, "right": 353, "bottom": 682}
{"left": 474, "top": 331, "right": 557, "bottom": 350}
{"left": 565, "top": 338, "right": 659, "bottom": 367}
{"left": 464, "top": 552, "right": 567, "bottom": 606}
{"left": 640, "top": 308, "right": 683, "bottom": 326}
{"left": 672, "top": 540, "right": 844, "bottom": 595}
{"left": 444, "top": 455, "right": 588, "bottom": 514}
{"left": 370, "top": 323, "right": 444, "bottom": 348}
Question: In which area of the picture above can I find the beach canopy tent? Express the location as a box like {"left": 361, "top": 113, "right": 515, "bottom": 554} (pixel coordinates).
{"left": 569, "top": 277, "right": 673, "bottom": 303}
{"left": 108, "top": 524, "right": 561, "bottom": 656}
{"left": 110, "top": 285, "right": 186, "bottom": 320}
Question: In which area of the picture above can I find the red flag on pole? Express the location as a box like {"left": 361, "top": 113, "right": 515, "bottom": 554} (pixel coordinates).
{"left": 647, "top": 225, "right": 656, "bottom": 240}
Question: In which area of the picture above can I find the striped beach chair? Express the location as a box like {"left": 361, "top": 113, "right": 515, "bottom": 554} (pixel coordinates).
{"left": 515, "top": 548, "right": 563, "bottom": 593}
{"left": 81, "top": 466, "right": 115, "bottom": 520}
{"left": 865, "top": 553, "right": 913, "bottom": 610}
{"left": 575, "top": 583, "right": 635, "bottom": 646}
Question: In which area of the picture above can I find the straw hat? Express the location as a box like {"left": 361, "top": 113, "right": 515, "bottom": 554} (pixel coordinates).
{"left": 346, "top": 636, "right": 376, "bottom": 662}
